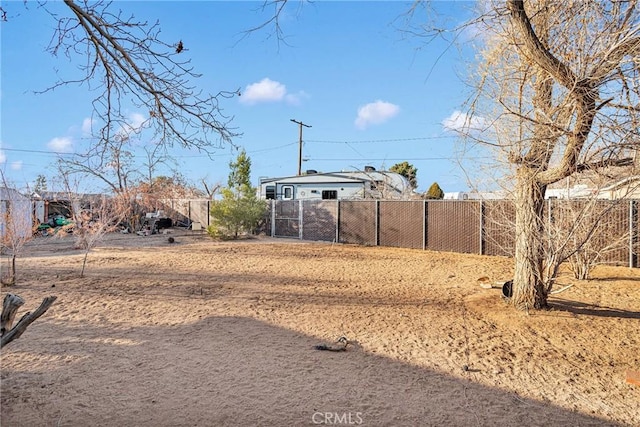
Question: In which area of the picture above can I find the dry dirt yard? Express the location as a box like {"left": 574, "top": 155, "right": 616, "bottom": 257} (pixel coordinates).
{"left": 1, "top": 230, "right": 639, "bottom": 426}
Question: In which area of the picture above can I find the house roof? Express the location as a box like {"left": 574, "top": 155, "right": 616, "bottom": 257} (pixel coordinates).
{"left": 601, "top": 175, "right": 640, "bottom": 191}
{"left": 260, "top": 172, "right": 368, "bottom": 185}
{"left": 32, "top": 191, "right": 106, "bottom": 202}
{"left": 0, "top": 186, "right": 29, "bottom": 201}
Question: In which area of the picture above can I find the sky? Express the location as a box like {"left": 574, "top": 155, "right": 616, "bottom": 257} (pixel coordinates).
{"left": 1, "top": 1, "right": 484, "bottom": 194}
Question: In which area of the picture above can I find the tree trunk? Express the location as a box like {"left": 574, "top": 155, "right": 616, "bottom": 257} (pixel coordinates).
{"left": 512, "top": 167, "right": 548, "bottom": 310}
{"left": 1, "top": 254, "right": 17, "bottom": 286}
{"left": 1, "top": 294, "right": 24, "bottom": 335}
{"left": 1, "top": 295, "right": 57, "bottom": 348}
{"left": 81, "top": 250, "right": 89, "bottom": 277}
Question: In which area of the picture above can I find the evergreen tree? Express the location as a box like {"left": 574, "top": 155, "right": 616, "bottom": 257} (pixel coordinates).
{"left": 33, "top": 174, "right": 48, "bottom": 194}
{"left": 208, "top": 150, "right": 267, "bottom": 239}
{"left": 425, "top": 182, "right": 444, "bottom": 200}
{"left": 390, "top": 162, "right": 418, "bottom": 190}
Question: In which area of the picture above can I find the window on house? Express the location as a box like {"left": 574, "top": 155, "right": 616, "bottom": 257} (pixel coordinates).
{"left": 265, "top": 186, "right": 276, "bottom": 199}
{"left": 322, "top": 190, "right": 338, "bottom": 200}
{"left": 282, "top": 185, "right": 294, "bottom": 200}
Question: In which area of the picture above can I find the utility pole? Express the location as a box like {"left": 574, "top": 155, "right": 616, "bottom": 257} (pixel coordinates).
{"left": 290, "top": 119, "right": 311, "bottom": 176}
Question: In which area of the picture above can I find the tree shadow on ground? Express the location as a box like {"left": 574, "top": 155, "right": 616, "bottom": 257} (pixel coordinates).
{"left": 549, "top": 298, "right": 640, "bottom": 319}
{"left": 1, "top": 315, "right": 623, "bottom": 427}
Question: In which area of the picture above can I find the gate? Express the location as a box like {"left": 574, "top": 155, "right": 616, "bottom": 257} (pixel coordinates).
{"left": 271, "top": 200, "right": 300, "bottom": 238}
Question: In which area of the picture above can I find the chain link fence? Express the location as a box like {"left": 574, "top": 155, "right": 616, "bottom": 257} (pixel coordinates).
{"left": 264, "top": 199, "right": 639, "bottom": 267}
{"left": 157, "top": 198, "right": 638, "bottom": 267}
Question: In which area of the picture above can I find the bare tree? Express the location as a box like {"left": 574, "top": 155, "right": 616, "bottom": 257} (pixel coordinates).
{"left": 0, "top": 171, "right": 35, "bottom": 286}
{"left": 558, "top": 200, "right": 630, "bottom": 280}
{"left": 73, "top": 195, "right": 127, "bottom": 277}
{"left": 458, "top": 1, "right": 640, "bottom": 309}
{"left": 56, "top": 167, "right": 128, "bottom": 276}
{"left": 44, "top": 0, "right": 240, "bottom": 154}
{"left": 4, "top": 0, "right": 241, "bottom": 201}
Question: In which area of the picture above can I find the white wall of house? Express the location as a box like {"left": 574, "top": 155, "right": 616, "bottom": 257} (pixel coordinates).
{"left": 545, "top": 177, "right": 640, "bottom": 200}
{"left": 0, "top": 187, "right": 33, "bottom": 240}
{"left": 259, "top": 170, "right": 410, "bottom": 200}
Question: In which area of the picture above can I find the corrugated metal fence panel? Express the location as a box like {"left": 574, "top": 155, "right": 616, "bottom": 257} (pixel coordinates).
{"left": 339, "top": 200, "right": 377, "bottom": 246}
{"left": 190, "top": 200, "right": 210, "bottom": 228}
{"left": 274, "top": 200, "right": 300, "bottom": 238}
{"left": 302, "top": 200, "right": 338, "bottom": 242}
{"left": 379, "top": 201, "right": 424, "bottom": 249}
{"left": 426, "top": 201, "right": 481, "bottom": 254}
{"left": 161, "top": 199, "right": 192, "bottom": 226}
{"left": 483, "top": 200, "right": 516, "bottom": 257}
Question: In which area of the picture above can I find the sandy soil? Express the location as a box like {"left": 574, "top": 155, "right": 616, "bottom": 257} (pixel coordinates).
{"left": 1, "top": 230, "right": 639, "bottom": 426}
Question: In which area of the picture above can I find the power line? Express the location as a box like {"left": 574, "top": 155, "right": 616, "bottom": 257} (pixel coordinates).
{"left": 309, "top": 157, "right": 490, "bottom": 161}
{"left": 0, "top": 147, "right": 74, "bottom": 156}
{"left": 1, "top": 135, "right": 458, "bottom": 160}
{"left": 307, "top": 136, "right": 452, "bottom": 144}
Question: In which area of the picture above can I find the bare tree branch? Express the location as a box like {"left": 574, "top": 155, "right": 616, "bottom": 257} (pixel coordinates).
{"left": 1, "top": 295, "right": 57, "bottom": 349}
{"left": 43, "top": 0, "right": 240, "bottom": 164}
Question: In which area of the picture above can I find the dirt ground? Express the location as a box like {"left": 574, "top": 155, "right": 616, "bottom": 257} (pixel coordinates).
{"left": 1, "top": 230, "right": 639, "bottom": 426}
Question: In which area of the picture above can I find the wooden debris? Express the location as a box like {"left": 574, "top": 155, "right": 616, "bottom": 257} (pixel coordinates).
{"left": 1, "top": 294, "right": 57, "bottom": 348}
{"left": 1, "top": 294, "right": 24, "bottom": 335}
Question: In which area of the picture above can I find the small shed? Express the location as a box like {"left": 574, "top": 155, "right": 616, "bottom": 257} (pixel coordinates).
{"left": 259, "top": 168, "right": 411, "bottom": 200}
{"left": 0, "top": 186, "right": 33, "bottom": 240}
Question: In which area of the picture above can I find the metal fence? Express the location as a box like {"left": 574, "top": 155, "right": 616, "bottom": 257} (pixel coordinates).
{"left": 160, "top": 199, "right": 211, "bottom": 228}
{"left": 263, "top": 199, "right": 639, "bottom": 267}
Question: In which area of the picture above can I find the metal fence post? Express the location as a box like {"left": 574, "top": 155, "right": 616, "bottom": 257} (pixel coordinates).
{"left": 335, "top": 200, "right": 340, "bottom": 244}
{"left": 630, "top": 200, "right": 638, "bottom": 268}
{"left": 375, "top": 200, "right": 380, "bottom": 246}
{"left": 299, "top": 199, "right": 304, "bottom": 240}
{"left": 270, "top": 200, "right": 276, "bottom": 237}
{"left": 423, "top": 200, "right": 427, "bottom": 250}
{"left": 479, "top": 200, "right": 484, "bottom": 255}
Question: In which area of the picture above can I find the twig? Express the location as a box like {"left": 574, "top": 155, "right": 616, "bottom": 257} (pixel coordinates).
{"left": 550, "top": 284, "right": 574, "bottom": 295}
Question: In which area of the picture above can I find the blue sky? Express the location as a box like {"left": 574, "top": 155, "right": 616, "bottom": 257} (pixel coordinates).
{"left": 1, "top": 1, "right": 482, "bottom": 194}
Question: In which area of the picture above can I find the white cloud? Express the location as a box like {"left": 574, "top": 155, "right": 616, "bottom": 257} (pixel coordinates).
{"left": 119, "top": 112, "right": 147, "bottom": 137}
{"left": 354, "top": 100, "right": 400, "bottom": 130}
{"left": 129, "top": 112, "right": 146, "bottom": 129}
{"left": 47, "top": 136, "right": 74, "bottom": 153}
{"left": 81, "top": 117, "right": 93, "bottom": 135}
{"left": 10, "top": 161, "right": 22, "bottom": 171}
{"left": 442, "top": 110, "right": 487, "bottom": 133}
{"left": 0, "top": 149, "right": 5, "bottom": 164}
{"left": 285, "top": 90, "right": 310, "bottom": 106}
{"left": 240, "top": 78, "right": 288, "bottom": 105}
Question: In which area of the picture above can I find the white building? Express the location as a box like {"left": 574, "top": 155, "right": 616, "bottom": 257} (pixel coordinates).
{"left": 0, "top": 187, "right": 33, "bottom": 240}
{"left": 258, "top": 167, "right": 411, "bottom": 200}
{"left": 545, "top": 176, "right": 640, "bottom": 200}
{"left": 443, "top": 191, "right": 506, "bottom": 200}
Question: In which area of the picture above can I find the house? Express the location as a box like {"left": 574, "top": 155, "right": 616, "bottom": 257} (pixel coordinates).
{"left": 597, "top": 175, "right": 640, "bottom": 200}
{"left": 545, "top": 176, "right": 640, "bottom": 200}
{"left": 0, "top": 186, "right": 33, "bottom": 240}
{"left": 258, "top": 167, "right": 411, "bottom": 200}
{"left": 443, "top": 191, "right": 506, "bottom": 200}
